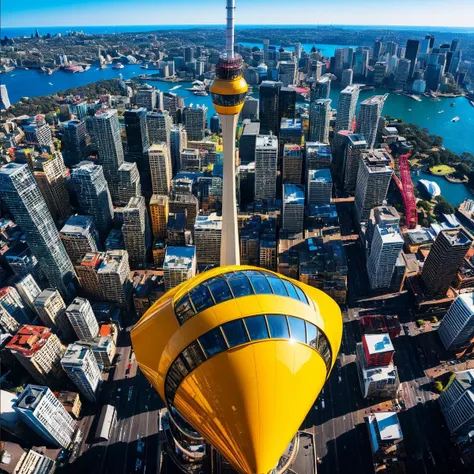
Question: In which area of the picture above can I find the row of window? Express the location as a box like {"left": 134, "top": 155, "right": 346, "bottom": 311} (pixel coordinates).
{"left": 211, "top": 92, "right": 247, "bottom": 107}
{"left": 174, "top": 270, "right": 310, "bottom": 325}
{"left": 164, "top": 314, "right": 332, "bottom": 405}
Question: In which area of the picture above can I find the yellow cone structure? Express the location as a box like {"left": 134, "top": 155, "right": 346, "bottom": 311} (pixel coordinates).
{"left": 132, "top": 266, "right": 343, "bottom": 474}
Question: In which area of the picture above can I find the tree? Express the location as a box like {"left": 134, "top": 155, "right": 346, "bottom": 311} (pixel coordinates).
{"left": 455, "top": 162, "right": 471, "bottom": 179}
{"left": 461, "top": 152, "right": 474, "bottom": 162}
{"left": 434, "top": 201, "right": 454, "bottom": 217}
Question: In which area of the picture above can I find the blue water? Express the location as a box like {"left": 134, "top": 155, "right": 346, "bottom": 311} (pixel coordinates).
{"left": 238, "top": 42, "right": 358, "bottom": 57}
{"left": 412, "top": 171, "right": 473, "bottom": 207}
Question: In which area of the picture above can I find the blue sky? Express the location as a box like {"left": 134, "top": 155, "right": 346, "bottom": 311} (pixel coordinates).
{"left": 3, "top": 0, "right": 474, "bottom": 28}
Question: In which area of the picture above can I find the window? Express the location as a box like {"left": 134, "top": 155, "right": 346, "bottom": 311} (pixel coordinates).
{"left": 207, "top": 278, "right": 232, "bottom": 304}
{"left": 318, "top": 333, "right": 332, "bottom": 368}
{"left": 199, "top": 328, "right": 227, "bottom": 358}
{"left": 174, "top": 356, "right": 189, "bottom": 379}
{"left": 288, "top": 317, "right": 306, "bottom": 343}
{"left": 294, "top": 285, "right": 308, "bottom": 304}
{"left": 225, "top": 273, "right": 253, "bottom": 298}
{"left": 181, "top": 342, "right": 206, "bottom": 371}
{"left": 283, "top": 280, "right": 298, "bottom": 300}
{"left": 305, "top": 322, "right": 318, "bottom": 349}
{"left": 189, "top": 285, "right": 214, "bottom": 313}
{"left": 267, "top": 276, "right": 288, "bottom": 297}
{"left": 210, "top": 92, "right": 247, "bottom": 107}
{"left": 222, "top": 319, "right": 249, "bottom": 348}
{"left": 175, "top": 295, "right": 195, "bottom": 324}
{"left": 267, "top": 315, "right": 289, "bottom": 338}
{"left": 244, "top": 316, "right": 269, "bottom": 341}
{"left": 248, "top": 274, "right": 272, "bottom": 294}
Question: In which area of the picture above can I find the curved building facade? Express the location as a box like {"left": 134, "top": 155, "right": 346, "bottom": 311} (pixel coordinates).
{"left": 132, "top": 266, "right": 342, "bottom": 474}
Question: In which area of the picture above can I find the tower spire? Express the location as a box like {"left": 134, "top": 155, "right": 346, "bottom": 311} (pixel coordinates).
{"left": 226, "top": 0, "right": 235, "bottom": 59}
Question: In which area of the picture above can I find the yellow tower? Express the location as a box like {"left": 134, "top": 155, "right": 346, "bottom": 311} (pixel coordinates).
{"left": 132, "top": 266, "right": 342, "bottom": 474}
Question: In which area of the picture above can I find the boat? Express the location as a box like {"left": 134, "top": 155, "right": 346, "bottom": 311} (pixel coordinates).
{"left": 451, "top": 116, "right": 460, "bottom": 122}
{"left": 170, "top": 85, "right": 182, "bottom": 91}
{"left": 450, "top": 102, "right": 456, "bottom": 107}
{"left": 419, "top": 179, "right": 441, "bottom": 198}
{"left": 406, "top": 94, "right": 422, "bottom": 102}
{"left": 48, "top": 82, "right": 53, "bottom": 86}
{"left": 113, "top": 62, "right": 124, "bottom": 69}
{"left": 438, "top": 110, "right": 444, "bottom": 114}
{"left": 194, "top": 90, "right": 208, "bottom": 96}
{"left": 470, "top": 101, "right": 474, "bottom": 107}
{"left": 408, "top": 108, "right": 412, "bottom": 111}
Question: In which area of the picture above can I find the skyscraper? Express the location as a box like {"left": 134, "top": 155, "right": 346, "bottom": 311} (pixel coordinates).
{"left": 279, "top": 61, "right": 297, "bottom": 86}
{"left": 373, "top": 40, "right": 383, "bottom": 61}
{"left": 438, "top": 292, "right": 474, "bottom": 350}
{"left": 311, "top": 75, "right": 331, "bottom": 101}
{"left": 356, "top": 95, "right": 388, "bottom": 148}
{"left": 341, "top": 69, "right": 353, "bottom": 88}
{"left": 282, "top": 184, "right": 305, "bottom": 233}
{"left": 353, "top": 48, "right": 369, "bottom": 77}
{"left": 135, "top": 86, "right": 157, "bottom": 111}
{"left": 307, "top": 169, "right": 333, "bottom": 205}
{"left": 343, "top": 134, "right": 368, "bottom": 194}
{"left": 354, "top": 150, "right": 393, "bottom": 222}
{"left": 147, "top": 112, "right": 172, "bottom": 147}
{"left": 254, "top": 134, "right": 278, "bottom": 201}
{"left": 405, "top": 39, "right": 419, "bottom": 79}
{"left": 394, "top": 58, "right": 411, "bottom": 90}
{"left": 15, "top": 274, "right": 42, "bottom": 314}
{"left": 13, "top": 385, "right": 76, "bottom": 448}
{"left": 333, "top": 48, "right": 344, "bottom": 79}
{"left": 0, "top": 286, "right": 30, "bottom": 333}
{"left": 71, "top": 162, "right": 113, "bottom": 240}
{"left": 335, "top": 85, "right": 360, "bottom": 134}
{"left": 163, "top": 246, "right": 197, "bottom": 290}
{"left": 149, "top": 143, "right": 172, "bottom": 196}
{"left": 122, "top": 196, "right": 152, "bottom": 269}
{"left": 117, "top": 162, "right": 141, "bottom": 206}
{"left": 124, "top": 108, "right": 149, "bottom": 187}
{"left": 150, "top": 194, "right": 169, "bottom": 239}
{"left": 282, "top": 144, "right": 303, "bottom": 184}
{"left": 278, "top": 86, "right": 297, "bottom": 121}
{"left": 62, "top": 120, "right": 90, "bottom": 166}
{"left": 93, "top": 110, "right": 124, "bottom": 202}
{"left": 194, "top": 213, "right": 223, "bottom": 265}
{"left": 170, "top": 124, "right": 187, "bottom": 175}
{"left": 421, "top": 229, "right": 472, "bottom": 299}
{"left": 183, "top": 105, "right": 208, "bottom": 141}
{"left": 0, "top": 164, "right": 75, "bottom": 300}
{"left": 66, "top": 297, "right": 99, "bottom": 341}
{"left": 180, "top": 148, "right": 201, "bottom": 172}
{"left": 0, "top": 84, "right": 10, "bottom": 110}
{"left": 259, "top": 81, "right": 282, "bottom": 135}
{"left": 59, "top": 215, "right": 99, "bottom": 266}
{"left": 61, "top": 344, "right": 102, "bottom": 401}
{"left": 309, "top": 99, "right": 331, "bottom": 143}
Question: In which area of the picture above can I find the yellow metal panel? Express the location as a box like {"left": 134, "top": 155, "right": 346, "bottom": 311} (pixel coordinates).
{"left": 210, "top": 77, "right": 248, "bottom": 95}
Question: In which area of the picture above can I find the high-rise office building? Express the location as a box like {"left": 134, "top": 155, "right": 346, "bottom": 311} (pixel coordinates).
{"left": 354, "top": 150, "right": 393, "bottom": 222}
{"left": 282, "top": 184, "right": 305, "bottom": 233}
{"left": 124, "top": 108, "right": 149, "bottom": 178}
{"left": 66, "top": 297, "right": 99, "bottom": 341}
{"left": 278, "top": 86, "right": 297, "bottom": 121}
{"left": 170, "top": 124, "right": 187, "bottom": 175}
{"left": 194, "top": 214, "right": 222, "bottom": 265}
{"left": 373, "top": 40, "right": 383, "bottom": 61}
{"left": 255, "top": 135, "right": 278, "bottom": 201}
{"left": 307, "top": 169, "right": 333, "bottom": 205}
{"left": 343, "top": 134, "right": 368, "bottom": 194}
{"left": 0, "top": 84, "right": 11, "bottom": 110}
{"left": 439, "top": 293, "right": 474, "bottom": 350}
{"left": 311, "top": 76, "right": 331, "bottom": 101}
{"left": 394, "top": 58, "right": 411, "bottom": 90}
{"left": 135, "top": 86, "right": 157, "bottom": 111}
{"left": 92, "top": 110, "right": 124, "bottom": 202}
{"left": 183, "top": 105, "right": 207, "bottom": 141}
{"left": 0, "top": 286, "right": 30, "bottom": 333}
{"left": 76, "top": 336, "right": 116, "bottom": 368}
{"left": 405, "top": 39, "right": 419, "bottom": 79}
{"left": 180, "top": 148, "right": 201, "bottom": 172}
{"left": 23, "top": 116, "right": 54, "bottom": 149}
{"left": 421, "top": 229, "right": 472, "bottom": 299}
{"left": 60, "top": 215, "right": 99, "bottom": 266}
{"left": 353, "top": 48, "right": 369, "bottom": 77}
{"left": 122, "top": 196, "right": 152, "bottom": 269}
{"left": 309, "top": 99, "right": 331, "bottom": 143}
{"left": 0, "top": 164, "right": 75, "bottom": 300}
{"left": 32, "top": 152, "right": 71, "bottom": 224}
{"left": 279, "top": 61, "right": 297, "bottom": 86}
{"left": 333, "top": 48, "right": 344, "bottom": 79}
{"left": 150, "top": 194, "right": 169, "bottom": 239}
{"left": 169, "top": 192, "right": 199, "bottom": 231}
{"left": 305, "top": 142, "right": 333, "bottom": 171}
{"left": 6, "top": 326, "right": 65, "bottom": 384}
{"left": 62, "top": 120, "right": 90, "bottom": 166}
{"left": 259, "top": 81, "right": 282, "bottom": 135}
{"left": 163, "top": 246, "right": 197, "bottom": 290}
{"left": 241, "top": 96, "right": 259, "bottom": 121}
{"left": 149, "top": 143, "right": 172, "bottom": 196}
{"left": 34, "top": 289, "right": 75, "bottom": 341}
{"left": 71, "top": 162, "right": 113, "bottom": 240}
{"left": 439, "top": 369, "right": 474, "bottom": 437}
{"left": 147, "top": 112, "right": 172, "bottom": 147}
{"left": 335, "top": 85, "right": 360, "bottom": 134}
{"left": 14, "top": 385, "right": 76, "bottom": 448}
{"left": 239, "top": 120, "right": 260, "bottom": 165}
{"left": 61, "top": 344, "right": 101, "bottom": 402}
{"left": 279, "top": 118, "right": 303, "bottom": 156}
{"left": 117, "top": 162, "right": 141, "bottom": 206}
{"left": 282, "top": 144, "right": 303, "bottom": 184}
{"left": 356, "top": 94, "right": 388, "bottom": 148}
{"left": 341, "top": 69, "right": 353, "bottom": 88}
{"left": 4, "top": 242, "right": 44, "bottom": 283}
{"left": 15, "top": 274, "right": 41, "bottom": 314}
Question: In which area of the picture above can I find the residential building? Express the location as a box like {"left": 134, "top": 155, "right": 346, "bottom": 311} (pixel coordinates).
{"left": 282, "top": 144, "right": 303, "bottom": 184}
{"left": 34, "top": 289, "right": 74, "bottom": 341}
{"left": 169, "top": 192, "right": 199, "bottom": 231}
{"left": 92, "top": 110, "right": 124, "bottom": 202}
{"left": 117, "top": 162, "right": 141, "bottom": 206}
{"left": 439, "top": 292, "right": 474, "bottom": 350}
{"left": 183, "top": 105, "right": 207, "bottom": 141}
{"left": 0, "top": 286, "right": 30, "bottom": 334}
{"left": 282, "top": 184, "right": 305, "bottom": 233}
{"left": 71, "top": 162, "right": 113, "bottom": 240}
{"left": 194, "top": 214, "right": 222, "bottom": 265}
{"left": 354, "top": 150, "right": 393, "bottom": 222}
{"left": 23, "top": 117, "right": 53, "bottom": 149}
{"left": 255, "top": 135, "right": 278, "bottom": 201}
{"left": 163, "top": 246, "right": 197, "bottom": 291}
{"left": 259, "top": 81, "right": 282, "bottom": 135}
{"left": 59, "top": 215, "right": 99, "bottom": 265}
{"left": 150, "top": 194, "right": 169, "bottom": 239}
{"left": 439, "top": 369, "right": 474, "bottom": 437}
{"left": 0, "top": 164, "right": 75, "bottom": 301}
{"left": 147, "top": 112, "right": 172, "bottom": 147}
{"left": 61, "top": 344, "right": 101, "bottom": 402}
{"left": 335, "top": 85, "right": 359, "bottom": 134}
{"left": 135, "top": 86, "right": 157, "bottom": 111}
{"left": 66, "top": 297, "right": 99, "bottom": 341}
{"left": 421, "top": 229, "right": 472, "bottom": 299}
{"left": 6, "top": 326, "right": 65, "bottom": 384}
{"left": 356, "top": 95, "right": 388, "bottom": 148}
{"left": 62, "top": 120, "right": 90, "bottom": 166}
{"left": 13, "top": 385, "right": 76, "bottom": 448}
{"left": 343, "top": 134, "right": 368, "bottom": 194}
{"left": 309, "top": 99, "right": 331, "bottom": 143}
{"left": 15, "top": 274, "right": 41, "bottom": 313}
{"left": 76, "top": 336, "right": 116, "bottom": 368}
{"left": 122, "top": 196, "right": 152, "bottom": 268}
{"left": 307, "top": 169, "right": 333, "bottom": 205}
{"left": 149, "top": 143, "right": 172, "bottom": 196}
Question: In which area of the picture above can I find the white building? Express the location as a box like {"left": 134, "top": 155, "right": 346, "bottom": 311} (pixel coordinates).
{"left": 15, "top": 274, "right": 41, "bottom": 313}
{"left": 66, "top": 297, "right": 99, "bottom": 341}
{"left": 34, "top": 289, "right": 74, "bottom": 340}
{"left": 61, "top": 344, "right": 102, "bottom": 402}
{"left": 13, "top": 385, "right": 76, "bottom": 449}
{"left": 356, "top": 95, "right": 388, "bottom": 148}
{"left": 439, "top": 293, "right": 474, "bottom": 350}
{"left": 117, "top": 162, "right": 141, "bottom": 207}
{"left": 59, "top": 215, "right": 99, "bottom": 265}
{"left": 163, "top": 246, "right": 197, "bottom": 291}
{"left": 149, "top": 143, "right": 172, "bottom": 196}
{"left": 180, "top": 148, "right": 201, "bottom": 172}
{"left": 183, "top": 105, "right": 207, "bottom": 141}
{"left": 335, "top": 84, "right": 360, "bottom": 133}
{"left": 0, "top": 286, "right": 30, "bottom": 334}
{"left": 0, "top": 84, "right": 11, "bottom": 110}
{"left": 76, "top": 336, "right": 116, "bottom": 368}
{"left": 194, "top": 214, "right": 222, "bottom": 265}
{"left": 254, "top": 135, "right": 278, "bottom": 201}
{"left": 12, "top": 448, "right": 56, "bottom": 474}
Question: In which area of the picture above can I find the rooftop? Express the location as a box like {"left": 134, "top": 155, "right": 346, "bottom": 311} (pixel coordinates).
{"left": 150, "top": 194, "right": 169, "bottom": 206}
{"left": 280, "top": 118, "right": 302, "bottom": 131}
{"left": 360, "top": 94, "right": 389, "bottom": 106}
{"left": 6, "top": 325, "right": 54, "bottom": 357}
{"left": 283, "top": 184, "right": 305, "bottom": 204}
{"left": 441, "top": 228, "right": 472, "bottom": 247}
{"left": 94, "top": 109, "right": 118, "bottom": 120}
{"left": 62, "top": 344, "right": 90, "bottom": 364}
{"left": 60, "top": 215, "right": 94, "bottom": 236}
{"left": 148, "top": 143, "right": 167, "bottom": 153}
{"left": 194, "top": 213, "right": 222, "bottom": 231}
{"left": 256, "top": 135, "right": 278, "bottom": 148}
{"left": 66, "top": 297, "right": 89, "bottom": 314}
{"left": 242, "top": 121, "right": 260, "bottom": 135}
{"left": 364, "top": 333, "right": 394, "bottom": 354}
{"left": 458, "top": 292, "right": 474, "bottom": 311}
{"left": 164, "top": 246, "right": 196, "bottom": 270}
{"left": 378, "top": 225, "right": 404, "bottom": 244}
{"left": 341, "top": 84, "right": 360, "bottom": 94}
{"left": 309, "top": 168, "right": 332, "bottom": 183}
{"left": 15, "top": 385, "right": 48, "bottom": 411}
{"left": 35, "top": 288, "right": 60, "bottom": 306}
{"left": 373, "top": 412, "right": 403, "bottom": 441}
